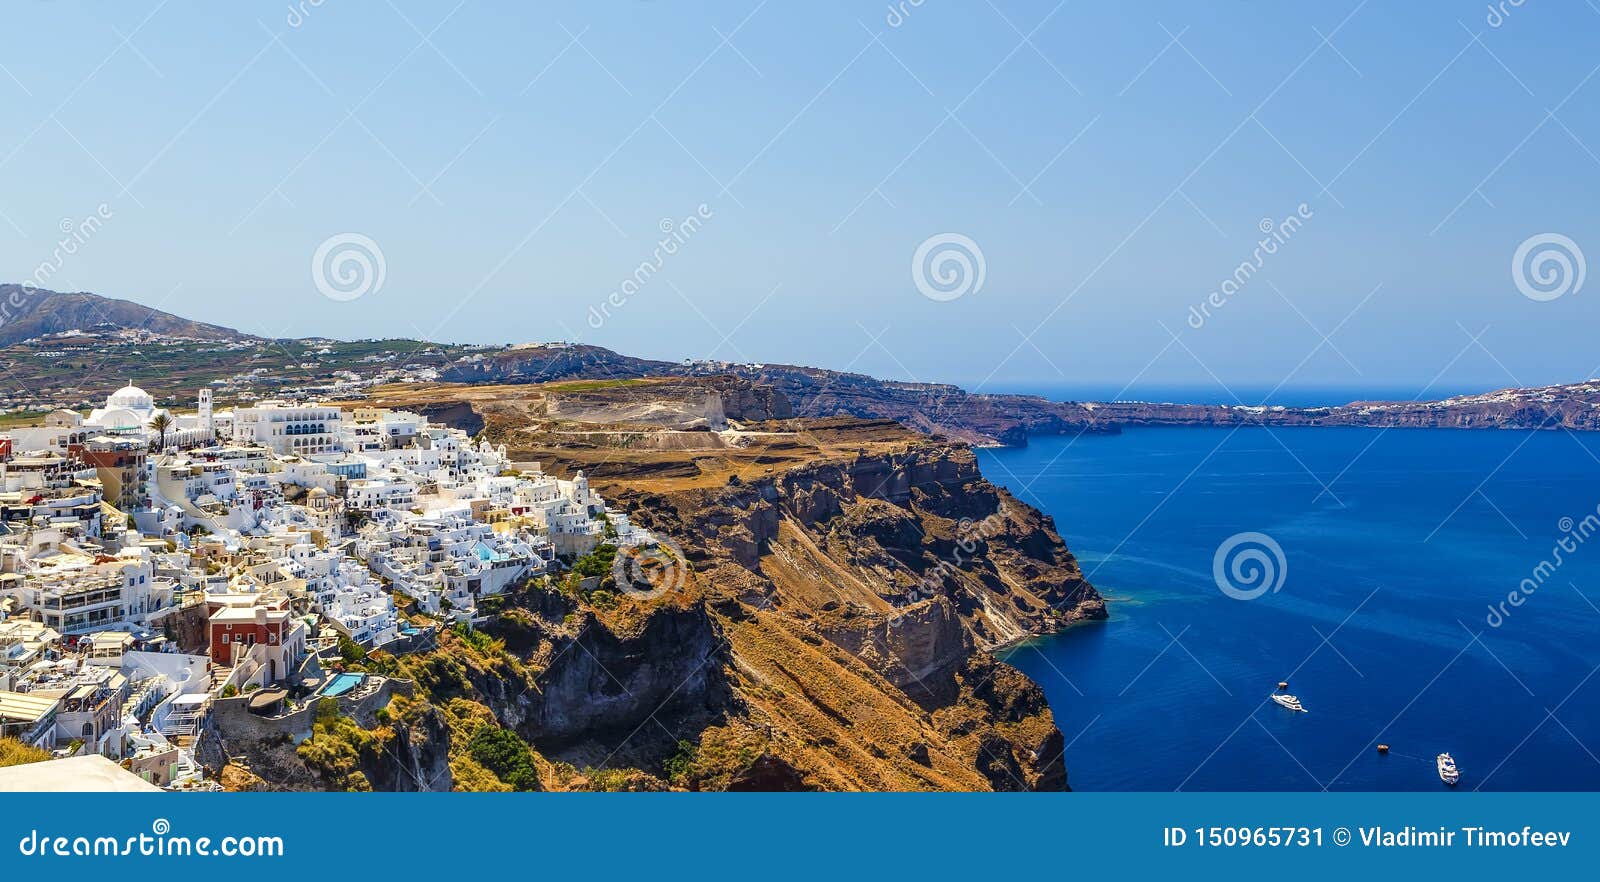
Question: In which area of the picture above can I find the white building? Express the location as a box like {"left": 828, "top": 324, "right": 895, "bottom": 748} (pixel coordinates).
{"left": 230, "top": 402, "right": 343, "bottom": 455}
{"left": 85, "top": 384, "right": 213, "bottom": 449}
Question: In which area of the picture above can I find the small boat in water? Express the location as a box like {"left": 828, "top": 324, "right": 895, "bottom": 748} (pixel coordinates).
{"left": 1270, "top": 692, "right": 1306, "bottom": 712}
{"left": 1437, "top": 753, "right": 1460, "bottom": 786}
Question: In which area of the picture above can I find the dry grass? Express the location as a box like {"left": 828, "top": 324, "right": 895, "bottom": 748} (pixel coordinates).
{"left": 0, "top": 738, "right": 49, "bottom": 768}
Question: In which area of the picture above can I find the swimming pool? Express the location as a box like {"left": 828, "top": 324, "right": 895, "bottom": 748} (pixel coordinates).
{"left": 321, "top": 673, "right": 365, "bottom": 697}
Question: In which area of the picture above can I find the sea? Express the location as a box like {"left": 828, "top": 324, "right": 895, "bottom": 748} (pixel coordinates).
{"left": 983, "top": 422, "right": 1600, "bottom": 791}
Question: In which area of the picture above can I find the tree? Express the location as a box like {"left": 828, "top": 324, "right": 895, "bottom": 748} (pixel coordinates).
{"left": 336, "top": 635, "right": 367, "bottom": 664}
{"left": 148, "top": 412, "right": 172, "bottom": 451}
{"left": 467, "top": 725, "right": 540, "bottom": 791}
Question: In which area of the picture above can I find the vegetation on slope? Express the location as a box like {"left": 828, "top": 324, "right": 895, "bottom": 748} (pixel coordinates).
{"left": 0, "top": 738, "right": 49, "bottom": 768}
{"left": 296, "top": 698, "right": 378, "bottom": 791}
{"left": 466, "top": 725, "right": 540, "bottom": 791}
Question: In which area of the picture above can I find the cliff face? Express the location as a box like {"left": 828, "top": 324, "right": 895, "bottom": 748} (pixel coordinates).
{"left": 606, "top": 442, "right": 1104, "bottom": 789}
{"left": 462, "top": 598, "right": 728, "bottom": 752}
{"left": 1085, "top": 391, "right": 1600, "bottom": 431}
{"left": 418, "top": 346, "right": 1110, "bottom": 445}
{"left": 617, "top": 445, "right": 1103, "bottom": 651}
{"left": 207, "top": 682, "right": 453, "bottom": 792}
{"left": 338, "top": 439, "right": 1102, "bottom": 791}
{"left": 725, "top": 364, "right": 1112, "bottom": 446}
{"left": 416, "top": 344, "right": 1600, "bottom": 446}
{"left": 312, "top": 381, "right": 1105, "bottom": 790}
{"left": 438, "top": 344, "right": 667, "bottom": 385}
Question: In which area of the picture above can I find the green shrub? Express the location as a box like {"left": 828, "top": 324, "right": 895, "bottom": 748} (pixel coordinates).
{"left": 298, "top": 700, "right": 377, "bottom": 790}
{"left": 337, "top": 635, "right": 367, "bottom": 664}
{"left": 466, "top": 725, "right": 539, "bottom": 791}
{"left": 451, "top": 623, "right": 496, "bottom": 654}
{"left": 569, "top": 544, "right": 618, "bottom": 579}
{"left": 663, "top": 739, "right": 697, "bottom": 785}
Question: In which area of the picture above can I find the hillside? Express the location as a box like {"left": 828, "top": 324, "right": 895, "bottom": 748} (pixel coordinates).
{"left": 298, "top": 378, "right": 1105, "bottom": 791}
{"left": 5, "top": 287, "right": 1598, "bottom": 444}
{"left": 0, "top": 287, "right": 249, "bottom": 346}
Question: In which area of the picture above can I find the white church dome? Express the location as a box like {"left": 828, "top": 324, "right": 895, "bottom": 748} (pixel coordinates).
{"left": 96, "top": 407, "right": 145, "bottom": 431}
{"left": 107, "top": 384, "right": 155, "bottom": 410}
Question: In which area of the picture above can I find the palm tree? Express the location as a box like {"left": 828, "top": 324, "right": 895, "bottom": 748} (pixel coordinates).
{"left": 148, "top": 413, "right": 172, "bottom": 451}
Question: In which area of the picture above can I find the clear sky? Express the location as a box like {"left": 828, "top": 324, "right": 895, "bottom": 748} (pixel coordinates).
{"left": 2, "top": 1, "right": 1597, "bottom": 402}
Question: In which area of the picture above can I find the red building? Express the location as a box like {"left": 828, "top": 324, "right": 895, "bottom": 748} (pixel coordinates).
{"left": 208, "top": 604, "right": 305, "bottom": 683}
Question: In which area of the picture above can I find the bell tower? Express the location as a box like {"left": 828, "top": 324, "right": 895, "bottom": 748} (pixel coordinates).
{"left": 198, "top": 388, "right": 213, "bottom": 435}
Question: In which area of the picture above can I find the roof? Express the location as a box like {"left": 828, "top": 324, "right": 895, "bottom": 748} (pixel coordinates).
{"left": 0, "top": 690, "right": 60, "bottom": 724}
{"left": 0, "top": 754, "right": 161, "bottom": 792}
{"left": 210, "top": 605, "right": 289, "bottom": 623}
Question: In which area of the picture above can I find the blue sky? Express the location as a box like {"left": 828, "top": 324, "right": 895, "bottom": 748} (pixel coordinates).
{"left": 2, "top": 1, "right": 1598, "bottom": 401}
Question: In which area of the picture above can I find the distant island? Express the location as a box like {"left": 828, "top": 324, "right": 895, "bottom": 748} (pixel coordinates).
{"left": 2, "top": 286, "right": 1596, "bottom": 446}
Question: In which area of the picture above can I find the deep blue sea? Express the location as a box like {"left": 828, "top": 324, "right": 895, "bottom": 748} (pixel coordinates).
{"left": 984, "top": 426, "right": 1600, "bottom": 791}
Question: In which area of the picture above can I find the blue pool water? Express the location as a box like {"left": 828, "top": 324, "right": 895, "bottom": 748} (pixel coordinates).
{"left": 983, "top": 426, "right": 1600, "bottom": 791}
{"left": 321, "top": 673, "right": 365, "bottom": 697}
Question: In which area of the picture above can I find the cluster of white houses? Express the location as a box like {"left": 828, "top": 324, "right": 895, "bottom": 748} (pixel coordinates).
{"left": 0, "top": 384, "right": 652, "bottom": 789}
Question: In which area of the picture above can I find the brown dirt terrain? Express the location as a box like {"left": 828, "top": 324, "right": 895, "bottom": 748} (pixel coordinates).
{"left": 333, "top": 377, "right": 1104, "bottom": 791}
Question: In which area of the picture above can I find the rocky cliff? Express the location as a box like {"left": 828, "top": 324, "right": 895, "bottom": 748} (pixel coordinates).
{"left": 426, "top": 342, "right": 1600, "bottom": 444}
{"left": 207, "top": 680, "right": 453, "bottom": 792}
{"left": 596, "top": 441, "right": 1103, "bottom": 789}
{"left": 318, "top": 378, "right": 1109, "bottom": 790}
{"left": 279, "top": 412, "right": 1105, "bottom": 791}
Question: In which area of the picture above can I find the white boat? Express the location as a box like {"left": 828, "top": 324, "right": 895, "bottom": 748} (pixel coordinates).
{"left": 1437, "top": 753, "right": 1460, "bottom": 785}
{"left": 1270, "top": 692, "right": 1306, "bottom": 712}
